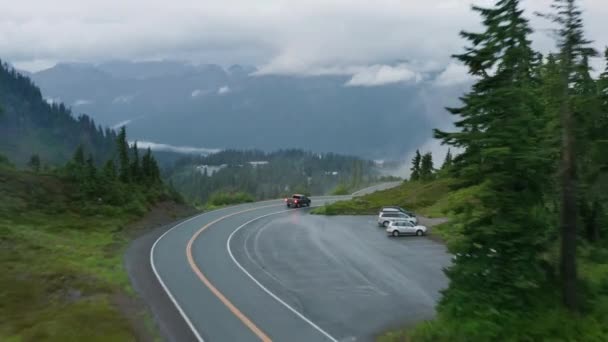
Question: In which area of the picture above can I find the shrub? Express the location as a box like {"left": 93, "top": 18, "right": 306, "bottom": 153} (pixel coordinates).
{"left": 208, "top": 192, "right": 254, "bottom": 206}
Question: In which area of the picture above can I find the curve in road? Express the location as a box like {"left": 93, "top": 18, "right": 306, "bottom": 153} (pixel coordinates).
{"left": 149, "top": 184, "right": 449, "bottom": 342}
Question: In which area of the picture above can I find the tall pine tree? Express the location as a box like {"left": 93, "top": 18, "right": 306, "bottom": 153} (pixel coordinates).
{"left": 545, "top": 0, "right": 598, "bottom": 311}
{"left": 434, "top": 0, "right": 552, "bottom": 330}
{"left": 420, "top": 152, "right": 434, "bottom": 181}
{"left": 441, "top": 148, "right": 453, "bottom": 170}
{"left": 116, "top": 127, "right": 130, "bottom": 183}
{"left": 410, "top": 150, "right": 421, "bottom": 181}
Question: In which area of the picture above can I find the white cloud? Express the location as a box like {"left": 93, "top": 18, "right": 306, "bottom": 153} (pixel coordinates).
{"left": 111, "top": 119, "right": 132, "bottom": 129}
{"left": 3, "top": 1, "right": 605, "bottom": 77}
{"left": 191, "top": 89, "right": 206, "bottom": 97}
{"left": 345, "top": 64, "right": 418, "bottom": 87}
{"left": 217, "top": 86, "right": 231, "bottom": 95}
{"left": 135, "top": 140, "right": 221, "bottom": 155}
{"left": 434, "top": 63, "right": 473, "bottom": 87}
{"left": 44, "top": 97, "right": 61, "bottom": 105}
{"left": 112, "top": 95, "right": 134, "bottom": 104}
{"left": 72, "top": 99, "right": 93, "bottom": 106}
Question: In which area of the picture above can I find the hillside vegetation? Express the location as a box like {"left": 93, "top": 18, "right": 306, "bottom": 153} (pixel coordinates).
{"left": 0, "top": 166, "right": 172, "bottom": 340}
{"left": 0, "top": 61, "right": 116, "bottom": 166}
{"left": 379, "top": 0, "right": 608, "bottom": 341}
{"left": 311, "top": 177, "right": 456, "bottom": 218}
{"left": 0, "top": 120, "right": 184, "bottom": 340}
{"left": 167, "top": 149, "right": 382, "bottom": 205}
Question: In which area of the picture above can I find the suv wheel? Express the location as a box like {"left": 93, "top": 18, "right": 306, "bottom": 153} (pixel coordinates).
{"left": 392, "top": 230, "right": 399, "bottom": 237}
{"left": 416, "top": 230, "right": 423, "bottom": 236}
{"left": 383, "top": 221, "right": 390, "bottom": 227}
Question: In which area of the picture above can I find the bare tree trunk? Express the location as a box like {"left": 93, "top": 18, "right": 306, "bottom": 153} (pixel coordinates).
{"left": 560, "top": 97, "right": 579, "bottom": 311}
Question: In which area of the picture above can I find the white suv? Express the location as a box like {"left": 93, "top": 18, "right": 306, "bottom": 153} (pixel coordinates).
{"left": 377, "top": 210, "right": 417, "bottom": 227}
{"left": 386, "top": 220, "right": 427, "bottom": 237}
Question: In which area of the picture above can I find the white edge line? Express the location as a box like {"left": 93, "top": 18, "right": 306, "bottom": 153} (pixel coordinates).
{"left": 150, "top": 212, "right": 211, "bottom": 342}
{"left": 148, "top": 197, "right": 343, "bottom": 342}
{"left": 148, "top": 191, "right": 376, "bottom": 342}
{"left": 226, "top": 206, "right": 340, "bottom": 342}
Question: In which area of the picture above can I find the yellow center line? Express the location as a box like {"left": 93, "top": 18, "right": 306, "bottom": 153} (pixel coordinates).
{"left": 186, "top": 203, "right": 283, "bottom": 342}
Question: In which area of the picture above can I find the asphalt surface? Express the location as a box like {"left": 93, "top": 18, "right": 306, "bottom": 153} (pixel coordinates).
{"left": 135, "top": 184, "right": 450, "bottom": 342}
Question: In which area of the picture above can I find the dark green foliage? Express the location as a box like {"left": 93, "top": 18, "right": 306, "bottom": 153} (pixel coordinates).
{"left": 433, "top": 0, "right": 557, "bottom": 337}
{"left": 103, "top": 159, "right": 117, "bottom": 181}
{"left": 116, "top": 127, "right": 130, "bottom": 183}
{"left": 544, "top": 0, "right": 599, "bottom": 311}
{"left": 73, "top": 145, "right": 85, "bottom": 166}
{"left": 62, "top": 127, "right": 167, "bottom": 207}
{"left": 442, "top": 149, "right": 453, "bottom": 170}
{"left": 141, "top": 147, "right": 161, "bottom": 185}
{"left": 410, "top": 149, "right": 421, "bottom": 181}
{"left": 27, "top": 154, "right": 41, "bottom": 172}
{"left": 167, "top": 149, "right": 379, "bottom": 205}
{"left": 208, "top": 192, "right": 254, "bottom": 206}
{"left": 0, "top": 61, "right": 116, "bottom": 165}
{"left": 130, "top": 141, "right": 141, "bottom": 183}
{"left": 420, "top": 152, "right": 434, "bottom": 181}
{"left": 391, "top": 0, "right": 608, "bottom": 340}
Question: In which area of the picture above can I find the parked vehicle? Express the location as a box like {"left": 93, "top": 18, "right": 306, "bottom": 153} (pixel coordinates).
{"left": 381, "top": 206, "right": 416, "bottom": 217}
{"left": 386, "top": 220, "right": 427, "bottom": 237}
{"left": 377, "top": 211, "right": 417, "bottom": 227}
{"left": 285, "top": 194, "right": 311, "bottom": 208}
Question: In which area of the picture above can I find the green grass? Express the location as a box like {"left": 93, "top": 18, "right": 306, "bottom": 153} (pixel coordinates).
{"left": 312, "top": 178, "right": 457, "bottom": 218}
{"left": 0, "top": 168, "right": 161, "bottom": 341}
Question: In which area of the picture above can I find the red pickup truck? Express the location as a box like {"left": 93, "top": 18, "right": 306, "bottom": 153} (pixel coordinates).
{"left": 285, "top": 194, "right": 311, "bottom": 208}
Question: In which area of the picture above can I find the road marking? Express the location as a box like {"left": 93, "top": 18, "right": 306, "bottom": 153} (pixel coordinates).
{"left": 227, "top": 207, "right": 339, "bottom": 342}
{"left": 187, "top": 204, "right": 283, "bottom": 342}
{"left": 149, "top": 190, "right": 383, "bottom": 341}
{"left": 150, "top": 200, "right": 287, "bottom": 342}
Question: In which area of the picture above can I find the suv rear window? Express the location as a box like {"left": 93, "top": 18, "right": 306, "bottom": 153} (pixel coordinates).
{"left": 293, "top": 195, "right": 301, "bottom": 199}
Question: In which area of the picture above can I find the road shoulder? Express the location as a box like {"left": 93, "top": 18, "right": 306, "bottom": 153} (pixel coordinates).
{"left": 124, "top": 203, "right": 200, "bottom": 342}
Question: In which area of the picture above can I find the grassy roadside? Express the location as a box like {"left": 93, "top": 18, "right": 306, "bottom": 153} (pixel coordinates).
{"left": 0, "top": 167, "right": 192, "bottom": 341}
{"left": 311, "top": 178, "right": 457, "bottom": 218}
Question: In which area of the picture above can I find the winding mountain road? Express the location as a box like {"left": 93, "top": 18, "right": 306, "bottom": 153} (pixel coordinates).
{"left": 133, "top": 184, "right": 450, "bottom": 342}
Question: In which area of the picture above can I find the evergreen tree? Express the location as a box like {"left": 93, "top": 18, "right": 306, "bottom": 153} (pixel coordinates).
{"left": 116, "top": 127, "right": 130, "bottom": 183}
{"left": 434, "top": 0, "right": 552, "bottom": 329}
{"left": 28, "top": 154, "right": 41, "bottom": 172}
{"left": 85, "top": 154, "right": 97, "bottom": 180}
{"left": 420, "top": 152, "right": 434, "bottom": 181}
{"left": 73, "top": 145, "right": 85, "bottom": 166}
{"left": 410, "top": 150, "right": 421, "bottom": 181}
{"left": 545, "top": 0, "right": 598, "bottom": 311}
{"left": 130, "top": 141, "right": 141, "bottom": 183}
{"left": 103, "top": 159, "right": 117, "bottom": 181}
{"left": 441, "top": 148, "right": 453, "bottom": 170}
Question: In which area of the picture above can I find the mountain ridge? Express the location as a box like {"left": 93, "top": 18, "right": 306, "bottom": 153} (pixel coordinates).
{"left": 29, "top": 60, "right": 463, "bottom": 159}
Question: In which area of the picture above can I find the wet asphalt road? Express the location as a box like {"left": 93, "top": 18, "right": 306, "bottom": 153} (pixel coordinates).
{"left": 146, "top": 186, "right": 450, "bottom": 342}
{"left": 231, "top": 214, "right": 451, "bottom": 341}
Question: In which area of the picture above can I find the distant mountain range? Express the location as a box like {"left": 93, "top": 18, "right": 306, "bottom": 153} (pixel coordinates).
{"left": 30, "top": 60, "right": 465, "bottom": 159}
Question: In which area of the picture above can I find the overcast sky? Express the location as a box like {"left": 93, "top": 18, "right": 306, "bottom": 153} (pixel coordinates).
{"left": 1, "top": 0, "right": 606, "bottom": 80}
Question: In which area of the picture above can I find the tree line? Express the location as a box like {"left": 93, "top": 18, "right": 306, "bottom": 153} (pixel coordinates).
{"left": 413, "top": 0, "right": 608, "bottom": 340}
{"left": 0, "top": 61, "right": 117, "bottom": 166}
{"left": 167, "top": 149, "right": 380, "bottom": 205}
{"left": 63, "top": 126, "right": 164, "bottom": 206}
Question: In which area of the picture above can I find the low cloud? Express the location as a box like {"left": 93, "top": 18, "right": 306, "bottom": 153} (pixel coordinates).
{"left": 112, "top": 95, "right": 135, "bottom": 104}
{"left": 72, "top": 99, "right": 93, "bottom": 106}
{"left": 112, "top": 119, "right": 133, "bottom": 129}
{"left": 191, "top": 89, "right": 208, "bottom": 98}
{"left": 345, "top": 64, "right": 418, "bottom": 87}
{"left": 217, "top": 86, "right": 231, "bottom": 95}
{"left": 135, "top": 140, "right": 221, "bottom": 155}
{"left": 434, "top": 63, "right": 473, "bottom": 87}
{"left": 44, "top": 97, "right": 61, "bottom": 105}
